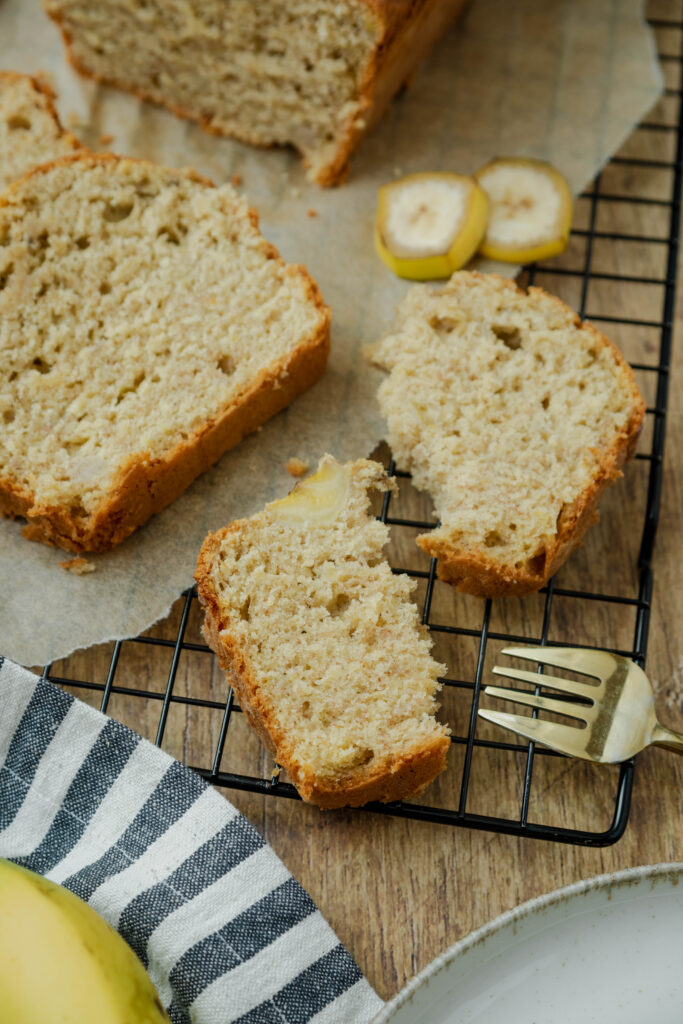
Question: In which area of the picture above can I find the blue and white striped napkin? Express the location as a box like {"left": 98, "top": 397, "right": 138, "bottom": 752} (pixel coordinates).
{"left": 0, "top": 655, "right": 384, "bottom": 1024}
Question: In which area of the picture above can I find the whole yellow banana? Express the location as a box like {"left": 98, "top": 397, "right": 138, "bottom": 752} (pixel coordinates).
{"left": 0, "top": 858, "right": 170, "bottom": 1024}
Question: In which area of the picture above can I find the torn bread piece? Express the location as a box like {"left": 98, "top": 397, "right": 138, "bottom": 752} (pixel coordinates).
{"left": 0, "top": 153, "right": 329, "bottom": 552}
{"left": 0, "top": 71, "right": 82, "bottom": 192}
{"left": 195, "top": 456, "right": 450, "bottom": 808}
{"left": 368, "top": 271, "right": 645, "bottom": 597}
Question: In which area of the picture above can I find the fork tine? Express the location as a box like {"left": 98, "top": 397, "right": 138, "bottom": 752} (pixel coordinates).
{"left": 484, "top": 685, "right": 593, "bottom": 723}
{"left": 477, "top": 709, "right": 590, "bottom": 758}
{"left": 492, "top": 666, "right": 598, "bottom": 701}
{"left": 501, "top": 645, "right": 622, "bottom": 681}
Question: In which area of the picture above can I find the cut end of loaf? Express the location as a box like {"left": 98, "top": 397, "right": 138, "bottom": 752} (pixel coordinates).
{"left": 369, "top": 271, "right": 646, "bottom": 597}
{"left": 195, "top": 455, "right": 450, "bottom": 808}
{"left": 0, "top": 153, "right": 329, "bottom": 551}
{"left": 46, "top": 0, "right": 381, "bottom": 186}
{"left": 46, "top": 0, "right": 466, "bottom": 185}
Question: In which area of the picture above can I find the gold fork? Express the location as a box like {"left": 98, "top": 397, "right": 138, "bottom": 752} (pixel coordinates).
{"left": 478, "top": 645, "right": 683, "bottom": 763}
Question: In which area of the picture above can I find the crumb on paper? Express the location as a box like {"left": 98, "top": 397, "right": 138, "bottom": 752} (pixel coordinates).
{"left": 98, "top": 132, "right": 114, "bottom": 146}
{"left": 67, "top": 112, "right": 86, "bottom": 130}
{"left": 231, "top": 172, "right": 243, "bottom": 187}
{"left": 59, "top": 557, "right": 96, "bottom": 575}
{"left": 286, "top": 457, "right": 309, "bottom": 477}
{"left": 290, "top": 186, "right": 301, "bottom": 199}
{"left": 307, "top": 208, "right": 318, "bottom": 218}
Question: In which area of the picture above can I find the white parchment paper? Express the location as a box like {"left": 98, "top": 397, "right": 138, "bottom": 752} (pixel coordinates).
{"left": 0, "top": 0, "right": 663, "bottom": 666}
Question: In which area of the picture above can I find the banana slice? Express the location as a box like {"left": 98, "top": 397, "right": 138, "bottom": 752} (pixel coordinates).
{"left": 375, "top": 172, "right": 488, "bottom": 280}
{"left": 270, "top": 457, "right": 350, "bottom": 526}
{"left": 475, "top": 157, "right": 572, "bottom": 263}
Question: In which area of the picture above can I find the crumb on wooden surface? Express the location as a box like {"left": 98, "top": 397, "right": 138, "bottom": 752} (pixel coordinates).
{"left": 307, "top": 208, "right": 318, "bottom": 218}
{"left": 271, "top": 765, "right": 281, "bottom": 780}
{"left": 59, "top": 556, "right": 96, "bottom": 575}
{"left": 98, "top": 132, "right": 114, "bottom": 146}
{"left": 231, "top": 172, "right": 243, "bottom": 187}
{"left": 286, "top": 457, "right": 309, "bottom": 477}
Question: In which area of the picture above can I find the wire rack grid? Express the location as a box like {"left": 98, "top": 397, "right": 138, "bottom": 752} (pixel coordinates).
{"left": 43, "top": 6, "right": 681, "bottom": 848}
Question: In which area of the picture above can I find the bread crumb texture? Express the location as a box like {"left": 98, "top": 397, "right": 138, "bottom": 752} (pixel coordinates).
{"left": 0, "top": 154, "right": 329, "bottom": 551}
{"left": 0, "top": 71, "right": 81, "bottom": 192}
{"left": 368, "top": 272, "right": 645, "bottom": 596}
{"left": 47, "top": 0, "right": 380, "bottom": 184}
{"left": 196, "top": 456, "right": 450, "bottom": 807}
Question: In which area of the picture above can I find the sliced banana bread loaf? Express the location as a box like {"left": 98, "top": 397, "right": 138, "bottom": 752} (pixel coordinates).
{"left": 368, "top": 272, "right": 645, "bottom": 597}
{"left": 0, "top": 153, "right": 329, "bottom": 552}
{"left": 195, "top": 456, "right": 450, "bottom": 808}
{"left": 45, "top": 0, "right": 465, "bottom": 185}
{"left": 0, "top": 71, "right": 81, "bottom": 191}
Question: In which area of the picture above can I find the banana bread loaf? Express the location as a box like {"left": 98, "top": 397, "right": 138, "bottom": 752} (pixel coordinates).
{"left": 45, "top": 0, "right": 466, "bottom": 185}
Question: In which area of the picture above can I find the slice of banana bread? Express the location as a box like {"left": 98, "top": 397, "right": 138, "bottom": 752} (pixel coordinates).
{"left": 368, "top": 272, "right": 645, "bottom": 597}
{"left": 195, "top": 456, "right": 450, "bottom": 808}
{"left": 0, "top": 153, "right": 329, "bottom": 552}
{"left": 45, "top": 0, "right": 465, "bottom": 185}
{"left": 0, "top": 71, "right": 81, "bottom": 191}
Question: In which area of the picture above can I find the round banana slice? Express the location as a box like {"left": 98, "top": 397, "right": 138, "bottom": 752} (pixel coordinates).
{"left": 475, "top": 157, "right": 572, "bottom": 264}
{"left": 375, "top": 172, "right": 489, "bottom": 280}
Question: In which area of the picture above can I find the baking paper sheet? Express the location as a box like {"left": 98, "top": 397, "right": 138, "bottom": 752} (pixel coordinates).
{"left": 0, "top": 0, "right": 663, "bottom": 666}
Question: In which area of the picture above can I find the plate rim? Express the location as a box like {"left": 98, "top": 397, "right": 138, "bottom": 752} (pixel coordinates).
{"left": 372, "top": 861, "right": 683, "bottom": 1023}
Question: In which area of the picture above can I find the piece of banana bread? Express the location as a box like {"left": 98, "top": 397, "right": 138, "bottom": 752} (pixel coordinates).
{"left": 195, "top": 456, "right": 450, "bottom": 808}
{"left": 0, "top": 153, "right": 329, "bottom": 552}
{"left": 368, "top": 271, "right": 645, "bottom": 597}
{"left": 45, "top": 0, "right": 466, "bottom": 185}
{"left": 0, "top": 71, "right": 81, "bottom": 191}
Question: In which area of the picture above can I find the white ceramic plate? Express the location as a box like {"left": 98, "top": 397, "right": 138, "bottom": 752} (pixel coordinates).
{"left": 374, "top": 863, "right": 683, "bottom": 1023}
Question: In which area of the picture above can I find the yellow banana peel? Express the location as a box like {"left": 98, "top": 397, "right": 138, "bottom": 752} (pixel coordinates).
{"left": 0, "top": 858, "right": 170, "bottom": 1024}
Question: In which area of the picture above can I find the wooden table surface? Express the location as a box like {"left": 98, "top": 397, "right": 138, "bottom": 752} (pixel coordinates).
{"left": 48, "top": 26, "right": 683, "bottom": 1009}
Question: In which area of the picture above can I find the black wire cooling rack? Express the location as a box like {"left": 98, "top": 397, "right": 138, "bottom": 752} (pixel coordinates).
{"left": 44, "top": 6, "right": 681, "bottom": 847}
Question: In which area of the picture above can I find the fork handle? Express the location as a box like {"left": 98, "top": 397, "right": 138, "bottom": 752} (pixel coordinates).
{"left": 652, "top": 723, "right": 683, "bottom": 755}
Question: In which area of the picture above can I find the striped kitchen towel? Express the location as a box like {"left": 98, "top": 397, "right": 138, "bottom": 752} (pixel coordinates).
{"left": 0, "top": 655, "right": 384, "bottom": 1024}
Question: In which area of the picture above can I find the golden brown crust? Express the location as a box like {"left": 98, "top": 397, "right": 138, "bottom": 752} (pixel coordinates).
{"left": 0, "top": 150, "right": 213, "bottom": 199}
{"left": 46, "top": 0, "right": 466, "bottom": 186}
{"left": 1, "top": 324, "right": 329, "bottom": 553}
{"left": 195, "top": 526, "right": 450, "bottom": 809}
{"left": 313, "top": 0, "right": 468, "bottom": 187}
{"left": 0, "top": 154, "right": 330, "bottom": 552}
{"left": 416, "top": 277, "right": 646, "bottom": 597}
